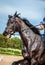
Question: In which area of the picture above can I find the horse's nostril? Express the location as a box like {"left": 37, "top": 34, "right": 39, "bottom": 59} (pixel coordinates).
{"left": 3, "top": 31, "right": 8, "bottom": 36}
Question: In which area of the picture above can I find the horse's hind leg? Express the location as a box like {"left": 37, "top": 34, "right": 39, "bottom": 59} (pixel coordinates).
{"left": 31, "top": 58, "right": 38, "bottom": 65}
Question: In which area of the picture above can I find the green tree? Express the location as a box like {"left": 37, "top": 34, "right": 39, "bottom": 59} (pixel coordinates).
{"left": 0, "top": 34, "right": 22, "bottom": 49}
{"left": 0, "top": 34, "right": 7, "bottom": 47}
{"left": 11, "top": 37, "right": 22, "bottom": 49}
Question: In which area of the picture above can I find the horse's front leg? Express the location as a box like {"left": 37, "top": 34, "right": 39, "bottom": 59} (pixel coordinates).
{"left": 22, "top": 45, "right": 29, "bottom": 58}
{"left": 12, "top": 58, "right": 30, "bottom": 65}
{"left": 22, "top": 45, "right": 31, "bottom": 65}
{"left": 31, "top": 58, "right": 38, "bottom": 65}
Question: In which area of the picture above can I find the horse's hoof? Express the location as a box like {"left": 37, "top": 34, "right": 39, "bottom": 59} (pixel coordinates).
{"left": 12, "top": 62, "right": 18, "bottom": 65}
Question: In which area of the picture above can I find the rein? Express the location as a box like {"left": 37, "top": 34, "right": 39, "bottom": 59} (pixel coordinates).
{"left": 30, "top": 24, "right": 41, "bottom": 29}
{"left": 30, "top": 22, "right": 45, "bottom": 29}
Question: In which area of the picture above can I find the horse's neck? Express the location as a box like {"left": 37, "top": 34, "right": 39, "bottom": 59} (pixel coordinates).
{"left": 21, "top": 22, "right": 35, "bottom": 39}
{"left": 19, "top": 22, "right": 35, "bottom": 46}
{"left": 21, "top": 22, "right": 29, "bottom": 32}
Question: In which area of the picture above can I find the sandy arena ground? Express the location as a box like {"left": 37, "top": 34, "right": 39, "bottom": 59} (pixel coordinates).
{"left": 0, "top": 54, "right": 23, "bottom": 65}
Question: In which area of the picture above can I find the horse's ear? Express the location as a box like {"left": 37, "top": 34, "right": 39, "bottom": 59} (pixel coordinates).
{"left": 14, "top": 11, "right": 21, "bottom": 17}
{"left": 8, "top": 15, "right": 12, "bottom": 18}
{"left": 14, "top": 11, "right": 17, "bottom": 16}
{"left": 17, "top": 13, "right": 21, "bottom": 16}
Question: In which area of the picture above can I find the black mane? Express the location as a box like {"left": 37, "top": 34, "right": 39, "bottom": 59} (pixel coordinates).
{"left": 22, "top": 18, "right": 41, "bottom": 36}
{"left": 14, "top": 12, "right": 41, "bottom": 36}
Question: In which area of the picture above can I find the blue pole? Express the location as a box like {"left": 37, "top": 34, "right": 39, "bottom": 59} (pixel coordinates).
{"left": 43, "top": 17, "right": 45, "bottom": 44}
{"left": 44, "top": 28, "right": 45, "bottom": 34}
{"left": 43, "top": 17, "right": 45, "bottom": 34}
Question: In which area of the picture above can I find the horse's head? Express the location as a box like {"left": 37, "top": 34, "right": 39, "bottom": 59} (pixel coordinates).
{"left": 3, "top": 12, "right": 22, "bottom": 38}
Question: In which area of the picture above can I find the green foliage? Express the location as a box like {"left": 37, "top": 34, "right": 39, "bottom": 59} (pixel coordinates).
{"left": 12, "top": 37, "right": 22, "bottom": 49}
{"left": 0, "top": 34, "right": 22, "bottom": 49}
{"left": 0, "top": 34, "right": 7, "bottom": 47}
{"left": 0, "top": 47, "right": 22, "bottom": 56}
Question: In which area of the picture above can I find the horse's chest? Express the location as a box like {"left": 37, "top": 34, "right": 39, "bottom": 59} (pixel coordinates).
{"left": 22, "top": 30, "right": 36, "bottom": 53}
{"left": 22, "top": 31, "right": 41, "bottom": 52}
{"left": 22, "top": 29, "right": 35, "bottom": 46}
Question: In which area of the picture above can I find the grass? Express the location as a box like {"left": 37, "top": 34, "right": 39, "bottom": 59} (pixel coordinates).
{"left": 0, "top": 47, "right": 22, "bottom": 56}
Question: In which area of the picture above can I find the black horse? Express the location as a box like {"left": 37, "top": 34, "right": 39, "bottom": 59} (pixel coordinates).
{"left": 3, "top": 12, "right": 45, "bottom": 65}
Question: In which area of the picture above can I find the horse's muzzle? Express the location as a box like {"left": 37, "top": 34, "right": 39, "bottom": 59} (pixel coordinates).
{"left": 3, "top": 31, "right": 11, "bottom": 38}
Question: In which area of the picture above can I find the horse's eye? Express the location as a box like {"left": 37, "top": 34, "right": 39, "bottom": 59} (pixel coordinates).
{"left": 11, "top": 22, "right": 13, "bottom": 24}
